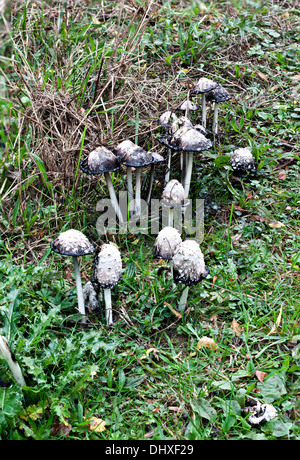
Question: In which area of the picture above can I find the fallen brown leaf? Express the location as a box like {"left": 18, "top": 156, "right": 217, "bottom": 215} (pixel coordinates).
{"left": 232, "top": 318, "right": 243, "bottom": 335}
{"left": 196, "top": 336, "right": 218, "bottom": 351}
{"left": 86, "top": 416, "right": 106, "bottom": 433}
{"left": 277, "top": 171, "right": 287, "bottom": 180}
{"left": 255, "top": 370, "right": 268, "bottom": 384}
{"left": 269, "top": 221, "right": 285, "bottom": 228}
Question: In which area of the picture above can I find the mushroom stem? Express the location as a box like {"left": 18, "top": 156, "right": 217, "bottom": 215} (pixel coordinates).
{"left": 104, "top": 172, "right": 124, "bottom": 223}
{"left": 165, "top": 147, "right": 171, "bottom": 184}
{"left": 103, "top": 288, "right": 113, "bottom": 327}
{"left": 146, "top": 164, "right": 155, "bottom": 205}
{"left": 168, "top": 207, "right": 174, "bottom": 227}
{"left": 72, "top": 256, "right": 85, "bottom": 315}
{"left": 183, "top": 152, "right": 193, "bottom": 197}
{"left": 212, "top": 103, "right": 219, "bottom": 140}
{"left": 127, "top": 167, "right": 134, "bottom": 213}
{"left": 178, "top": 286, "right": 189, "bottom": 313}
{"left": 0, "top": 336, "right": 26, "bottom": 387}
{"left": 135, "top": 167, "right": 142, "bottom": 215}
{"left": 201, "top": 94, "right": 207, "bottom": 128}
{"left": 169, "top": 260, "right": 176, "bottom": 289}
{"left": 181, "top": 150, "right": 187, "bottom": 185}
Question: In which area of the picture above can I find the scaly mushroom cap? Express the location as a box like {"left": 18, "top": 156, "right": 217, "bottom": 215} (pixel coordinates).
{"left": 172, "top": 240, "right": 209, "bottom": 286}
{"left": 161, "top": 179, "right": 189, "bottom": 208}
{"left": 190, "top": 77, "right": 219, "bottom": 95}
{"left": 158, "top": 111, "right": 178, "bottom": 129}
{"left": 150, "top": 152, "right": 166, "bottom": 164}
{"left": 193, "top": 124, "right": 208, "bottom": 136}
{"left": 50, "top": 229, "right": 95, "bottom": 257}
{"left": 230, "top": 147, "right": 256, "bottom": 172}
{"left": 153, "top": 226, "right": 182, "bottom": 260}
{"left": 177, "top": 100, "right": 199, "bottom": 112}
{"left": 93, "top": 243, "right": 122, "bottom": 289}
{"left": 114, "top": 139, "right": 138, "bottom": 161}
{"left": 80, "top": 146, "right": 120, "bottom": 175}
{"left": 206, "top": 85, "right": 231, "bottom": 103}
{"left": 169, "top": 116, "right": 193, "bottom": 135}
{"left": 169, "top": 126, "right": 212, "bottom": 152}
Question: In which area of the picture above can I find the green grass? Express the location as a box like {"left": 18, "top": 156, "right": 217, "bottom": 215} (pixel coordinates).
{"left": 0, "top": 0, "right": 299, "bottom": 440}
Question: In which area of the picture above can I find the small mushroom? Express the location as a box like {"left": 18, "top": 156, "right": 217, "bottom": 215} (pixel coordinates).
{"left": 158, "top": 111, "right": 180, "bottom": 184}
{"left": 80, "top": 146, "right": 124, "bottom": 223}
{"left": 50, "top": 229, "right": 95, "bottom": 316}
{"left": 161, "top": 179, "right": 189, "bottom": 226}
{"left": 146, "top": 151, "right": 166, "bottom": 204}
{"left": 83, "top": 281, "right": 99, "bottom": 313}
{"left": 206, "top": 85, "right": 231, "bottom": 140}
{"left": 153, "top": 226, "right": 182, "bottom": 286}
{"left": 92, "top": 243, "right": 122, "bottom": 327}
{"left": 176, "top": 100, "right": 199, "bottom": 120}
{"left": 158, "top": 111, "right": 178, "bottom": 132}
{"left": 229, "top": 147, "right": 256, "bottom": 174}
{"left": 0, "top": 335, "right": 26, "bottom": 388}
{"left": 168, "top": 126, "right": 212, "bottom": 196}
{"left": 190, "top": 77, "right": 219, "bottom": 128}
{"left": 172, "top": 240, "right": 209, "bottom": 313}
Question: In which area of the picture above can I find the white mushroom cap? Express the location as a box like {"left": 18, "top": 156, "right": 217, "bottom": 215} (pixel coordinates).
{"left": 169, "top": 116, "right": 193, "bottom": 135}
{"left": 172, "top": 240, "right": 209, "bottom": 286}
{"left": 87, "top": 146, "right": 119, "bottom": 173}
{"left": 51, "top": 229, "right": 95, "bottom": 257}
{"left": 191, "top": 77, "right": 219, "bottom": 95}
{"left": 93, "top": 243, "right": 122, "bottom": 289}
{"left": 206, "top": 84, "right": 231, "bottom": 103}
{"left": 114, "top": 139, "right": 137, "bottom": 160}
{"left": 170, "top": 126, "right": 212, "bottom": 152}
{"left": 80, "top": 146, "right": 119, "bottom": 175}
{"left": 230, "top": 147, "right": 256, "bottom": 172}
{"left": 161, "top": 179, "right": 189, "bottom": 208}
{"left": 153, "top": 226, "right": 182, "bottom": 260}
{"left": 158, "top": 111, "right": 178, "bottom": 128}
{"left": 177, "top": 100, "right": 199, "bottom": 111}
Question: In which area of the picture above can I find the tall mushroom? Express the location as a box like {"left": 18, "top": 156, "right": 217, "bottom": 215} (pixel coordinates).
{"left": 190, "top": 77, "right": 219, "bottom": 128}
{"left": 80, "top": 146, "right": 124, "bottom": 223}
{"left": 146, "top": 151, "right": 166, "bottom": 204}
{"left": 153, "top": 226, "right": 182, "bottom": 286}
{"left": 117, "top": 144, "right": 153, "bottom": 216}
{"left": 172, "top": 240, "right": 209, "bottom": 313}
{"left": 229, "top": 147, "right": 256, "bottom": 175}
{"left": 176, "top": 100, "right": 199, "bottom": 121}
{"left": 50, "top": 229, "right": 95, "bottom": 316}
{"left": 0, "top": 335, "right": 26, "bottom": 387}
{"left": 168, "top": 126, "right": 212, "bottom": 197}
{"left": 206, "top": 84, "right": 231, "bottom": 140}
{"left": 92, "top": 242, "right": 122, "bottom": 327}
{"left": 161, "top": 179, "right": 189, "bottom": 227}
{"left": 158, "top": 111, "right": 177, "bottom": 184}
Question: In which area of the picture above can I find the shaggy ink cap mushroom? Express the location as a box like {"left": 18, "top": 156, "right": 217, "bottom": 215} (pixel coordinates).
{"left": 153, "top": 226, "right": 182, "bottom": 260}
{"left": 169, "top": 127, "right": 212, "bottom": 196}
{"left": 92, "top": 242, "right": 122, "bottom": 327}
{"left": 206, "top": 85, "right": 231, "bottom": 139}
{"left": 206, "top": 85, "right": 231, "bottom": 103}
{"left": 50, "top": 229, "right": 95, "bottom": 257}
{"left": 190, "top": 77, "right": 219, "bottom": 129}
{"left": 158, "top": 111, "right": 178, "bottom": 131}
{"left": 93, "top": 243, "right": 122, "bottom": 290}
{"left": 80, "top": 146, "right": 124, "bottom": 223}
{"left": 50, "top": 229, "right": 95, "bottom": 316}
{"left": 190, "top": 77, "right": 219, "bottom": 95}
{"left": 230, "top": 147, "right": 256, "bottom": 173}
{"left": 145, "top": 152, "right": 166, "bottom": 204}
{"left": 80, "top": 146, "right": 120, "bottom": 175}
{"left": 161, "top": 179, "right": 189, "bottom": 209}
{"left": 170, "top": 126, "right": 212, "bottom": 152}
{"left": 172, "top": 240, "right": 209, "bottom": 287}
{"left": 177, "top": 100, "right": 199, "bottom": 112}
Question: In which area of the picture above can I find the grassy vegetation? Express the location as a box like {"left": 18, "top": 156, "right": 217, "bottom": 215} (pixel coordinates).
{"left": 0, "top": 0, "right": 299, "bottom": 440}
